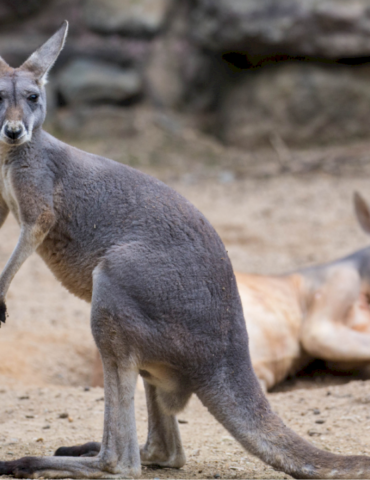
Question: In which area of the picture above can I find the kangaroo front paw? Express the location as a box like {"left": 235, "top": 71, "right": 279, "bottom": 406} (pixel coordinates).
{"left": 0, "top": 301, "right": 7, "bottom": 325}
{"left": 54, "top": 442, "right": 101, "bottom": 457}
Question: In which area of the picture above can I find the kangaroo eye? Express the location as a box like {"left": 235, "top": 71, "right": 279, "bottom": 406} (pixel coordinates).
{"left": 27, "top": 94, "right": 39, "bottom": 102}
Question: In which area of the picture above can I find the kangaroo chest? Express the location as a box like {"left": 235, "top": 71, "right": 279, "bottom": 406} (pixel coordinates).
{"left": 0, "top": 162, "right": 21, "bottom": 223}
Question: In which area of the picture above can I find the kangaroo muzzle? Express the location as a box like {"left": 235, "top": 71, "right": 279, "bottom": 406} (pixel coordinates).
{"left": 1, "top": 121, "right": 27, "bottom": 144}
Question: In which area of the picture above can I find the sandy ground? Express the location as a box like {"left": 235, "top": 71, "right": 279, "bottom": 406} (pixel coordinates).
{"left": 2, "top": 380, "right": 370, "bottom": 480}
{"left": 2, "top": 115, "right": 370, "bottom": 478}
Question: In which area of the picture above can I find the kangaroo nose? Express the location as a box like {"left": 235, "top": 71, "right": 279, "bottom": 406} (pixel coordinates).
{"left": 4, "top": 125, "right": 23, "bottom": 140}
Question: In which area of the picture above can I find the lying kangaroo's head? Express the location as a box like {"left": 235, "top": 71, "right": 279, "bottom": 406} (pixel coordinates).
{"left": 354, "top": 191, "right": 370, "bottom": 236}
{"left": 353, "top": 191, "right": 370, "bottom": 279}
{"left": 0, "top": 21, "right": 68, "bottom": 146}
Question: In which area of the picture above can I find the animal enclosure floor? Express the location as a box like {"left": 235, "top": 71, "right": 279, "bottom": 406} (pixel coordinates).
{"left": 1, "top": 148, "right": 370, "bottom": 477}
{"left": 1, "top": 380, "right": 370, "bottom": 479}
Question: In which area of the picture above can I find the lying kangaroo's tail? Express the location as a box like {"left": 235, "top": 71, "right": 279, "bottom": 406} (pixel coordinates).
{"left": 197, "top": 352, "right": 370, "bottom": 479}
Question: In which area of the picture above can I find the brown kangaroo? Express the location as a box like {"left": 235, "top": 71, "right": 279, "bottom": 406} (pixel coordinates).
{"left": 0, "top": 21, "right": 370, "bottom": 479}
{"left": 240, "top": 192, "right": 370, "bottom": 389}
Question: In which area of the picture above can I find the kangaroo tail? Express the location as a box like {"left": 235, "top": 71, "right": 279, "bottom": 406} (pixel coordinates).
{"left": 197, "top": 353, "right": 370, "bottom": 479}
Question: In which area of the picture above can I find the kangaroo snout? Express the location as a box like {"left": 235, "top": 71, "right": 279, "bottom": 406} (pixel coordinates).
{"left": 1, "top": 121, "right": 26, "bottom": 144}
{"left": 4, "top": 122, "right": 24, "bottom": 139}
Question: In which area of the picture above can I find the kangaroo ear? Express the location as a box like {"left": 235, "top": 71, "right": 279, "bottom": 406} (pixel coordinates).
{"left": 20, "top": 20, "right": 68, "bottom": 86}
{"left": 354, "top": 192, "right": 370, "bottom": 235}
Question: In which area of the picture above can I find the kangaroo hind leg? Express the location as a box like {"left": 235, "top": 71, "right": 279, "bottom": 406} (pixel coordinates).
{"left": 0, "top": 355, "right": 140, "bottom": 479}
{"left": 0, "top": 272, "right": 143, "bottom": 478}
{"left": 54, "top": 379, "right": 189, "bottom": 469}
{"left": 140, "top": 380, "right": 187, "bottom": 468}
{"left": 0, "top": 357, "right": 141, "bottom": 478}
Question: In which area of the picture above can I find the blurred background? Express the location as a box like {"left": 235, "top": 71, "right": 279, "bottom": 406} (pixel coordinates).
{"left": 4, "top": 0, "right": 370, "bottom": 173}
{"left": 2, "top": 0, "right": 370, "bottom": 387}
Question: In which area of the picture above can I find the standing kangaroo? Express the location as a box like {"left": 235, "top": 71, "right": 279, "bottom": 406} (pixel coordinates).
{"left": 0, "top": 21, "right": 370, "bottom": 479}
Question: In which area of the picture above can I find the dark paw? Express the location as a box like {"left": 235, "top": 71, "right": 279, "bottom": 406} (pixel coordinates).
{"left": 0, "top": 301, "right": 7, "bottom": 325}
{"left": 54, "top": 441, "right": 101, "bottom": 457}
{"left": 0, "top": 459, "right": 15, "bottom": 476}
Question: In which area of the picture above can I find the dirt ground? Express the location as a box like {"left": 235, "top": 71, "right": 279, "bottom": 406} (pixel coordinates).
{"left": 2, "top": 111, "right": 370, "bottom": 478}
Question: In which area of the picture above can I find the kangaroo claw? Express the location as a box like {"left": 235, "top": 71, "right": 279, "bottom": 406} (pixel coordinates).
{"left": 0, "top": 301, "right": 7, "bottom": 324}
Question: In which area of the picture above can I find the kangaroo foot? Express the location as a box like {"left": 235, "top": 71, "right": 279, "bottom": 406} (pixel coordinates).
{"left": 54, "top": 442, "right": 101, "bottom": 457}
{"left": 54, "top": 441, "right": 184, "bottom": 468}
{"left": 0, "top": 455, "right": 140, "bottom": 479}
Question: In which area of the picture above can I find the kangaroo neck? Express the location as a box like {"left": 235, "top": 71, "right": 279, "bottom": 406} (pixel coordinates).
{"left": 282, "top": 271, "right": 315, "bottom": 320}
{"left": 0, "top": 127, "right": 43, "bottom": 167}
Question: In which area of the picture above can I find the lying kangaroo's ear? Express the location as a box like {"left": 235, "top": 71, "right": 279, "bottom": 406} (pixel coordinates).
{"left": 354, "top": 192, "right": 370, "bottom": 235}
{"left": 20, "top": 20, "right": 68, "bottom": 86}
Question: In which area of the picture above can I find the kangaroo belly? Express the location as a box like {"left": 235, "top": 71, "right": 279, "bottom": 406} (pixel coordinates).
{"left": 37, "top": 234, "right": 96, "bottom": 302}
{"left": 37, "top": 218, "right": 111, "bottom": 301}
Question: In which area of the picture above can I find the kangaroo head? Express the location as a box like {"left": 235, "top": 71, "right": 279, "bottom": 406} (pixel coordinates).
{"left": 354, "top": 191, "right": 370, "bottom": 235}
{"left": 0, "top": 21, "right": 68, "bottom": 147}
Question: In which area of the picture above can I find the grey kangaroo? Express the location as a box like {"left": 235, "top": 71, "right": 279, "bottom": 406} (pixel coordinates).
{"left": 0, "top": 21, "right": 370, "bottom": 479}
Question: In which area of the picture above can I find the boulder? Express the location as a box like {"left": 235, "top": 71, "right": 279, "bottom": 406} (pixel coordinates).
{"left": 57, "top": 59, "right": 143, "bottom": 105}
{"left": 84, "top": 0, "right": 171, "bottom": 37}
{"left": 0, "top": 0, "right": 83, "bottom": 37}
{"left": 0, "top": 0, "right": 50, "bottom": 26}
{"left": 146, "top": 35, "right": 186, "bottom": 108}
{"left": 145, "top": 3, "right": 193, "bottom": 108}
{"left": 220, "top": 63, "right": 370, "bottom": 148}
{"left": 53, "top": 105, "right": 137, "bottom": 139}
{"left": 191, "top": 0, "right": 370, "bottom": 58}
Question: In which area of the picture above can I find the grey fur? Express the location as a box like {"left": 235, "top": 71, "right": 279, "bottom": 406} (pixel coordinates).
{"left": 0, "top": 21, "right": 370, "bottom": 479}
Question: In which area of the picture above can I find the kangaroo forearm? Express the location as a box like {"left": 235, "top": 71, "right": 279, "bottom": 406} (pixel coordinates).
{"left": 0, "top": 225, "right": 46, "bottom": 324}
{"left": 0, "top": 232, "right": 33, "bottom": 324}
{"left": 302, "top": 319, "right": 370, "bottom": 362}
{"left": 0, "top": 214, "right": 54, "bottom": 301}
{"left": 0, "top": 230, "right": 34, "bottom": 298}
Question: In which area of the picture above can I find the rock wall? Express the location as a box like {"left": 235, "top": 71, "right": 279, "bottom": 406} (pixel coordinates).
{"left": 220, "top": 63, "right": 370, "bottom": 148}
{"left": 190, "top": 0, "right": 370, "bottom": 148}
{"left": 3, "top": 0, "right": 370, "bottom": 148}
{"left": 190, "top": 0, "right": 370, "bottom": 58}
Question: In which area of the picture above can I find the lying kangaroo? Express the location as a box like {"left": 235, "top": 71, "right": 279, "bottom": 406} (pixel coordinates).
{"left": 241, "top": 192, "right": 370, "bottom": 390}
{"left": 92, "top": 193, "right": 370, "bottom": 392}
{"left": 1, "top": 21, "right": 370, "bottom": 479}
